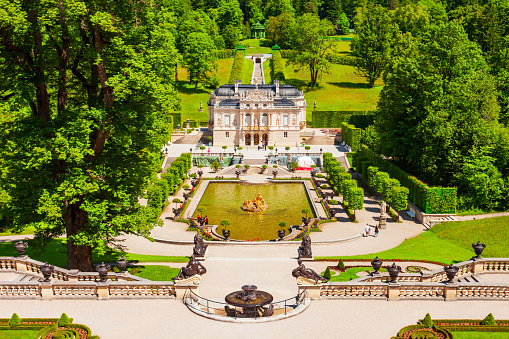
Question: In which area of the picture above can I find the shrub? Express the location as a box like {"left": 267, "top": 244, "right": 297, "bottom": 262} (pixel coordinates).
{"left": 183, "top": 184, "right": 190, "bottom": 190}
{"left": 237, "top": 147, "right": 243, "bottom": 150}
{"left": 200, "top": 146, "right": 206, "bottom": 151}
{"left": 244, "top": 164, "right": 250, "bottom": 169}
{"left": 236, "top": 164, "right": 241, "bottom": 168}
{"left": 316, "top": 174, "right": 323, "bottom": 178}
{"left": 9, "top": 313, "right": 21, "bottom": 327}
{"left": 190, "top": 173, "right": 197, "bottom": 178}
{"left": 323, "top": 267, "right": 332, "bottom": 280}
{"left": 289, "top": 161, "right": 299, "bottom": 171}
{"left": 328, "top": 199, "right": 338, "bottom": 205}
{"left": 273, "top": 165, "right": 278, "bottom": 168}
{"left": 285, "top": 146, "right": 290, "bottom": 151}
{"left": 312, "top": 110, "right": 374, "bottom": 128}
{"left": 305, "top": 146, "right": 311, "bottom": 151}
{"left": 268, "top": 146, "right": 274, "bottom": 150}
{"left": 228, "top": 51, "right": 245, "bottom": 83}
{"left": 421, "top": 313, "right": 434, "bottom": 328}
{"left": 321, "top": 184, "right": 327, "bottom": 189}
{"left": 337, "top": 259, "right": 345, "bottom": 269}
{"left": 375, "top": 171, "right": 390, "bottom": 194}
{"left": 271, "top": 50, "right": 286, "bottom": 82}
{"left": 222, "top": 146, "right": 227, "bottom": 150}
{"left": 262, "top": 165, "right": 267, "bottom": 169}
{"left": 278, "top": 221, "right": 287, "bottom": 228}
{"left": 58, "top": 313, "right": 71, "bottom": 327}
{"left": 481, "top": 313, "right": 496, "bottom": 326}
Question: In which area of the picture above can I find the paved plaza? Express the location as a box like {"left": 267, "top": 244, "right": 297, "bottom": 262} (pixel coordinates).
{"left": 1, "top": 135, "right": 507, "bottom": 338}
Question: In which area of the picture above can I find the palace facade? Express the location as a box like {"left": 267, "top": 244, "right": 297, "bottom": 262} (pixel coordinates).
{"left": 208, "top": 80, "right": 307, "bottom": 147}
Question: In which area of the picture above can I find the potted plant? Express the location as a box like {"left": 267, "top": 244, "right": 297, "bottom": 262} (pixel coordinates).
{"left": 301, "top": 208, "right": 311, "bottom": 225}
{"left": 190, "top": 173, "right": 197, "bottom": 179}
{"left": 261, "top": 164, "right": 267, "bottom": 173}
{"left": 268, "top": 146, "right": 274, "bottom": 150}
{"left": 210, "top": 160, "right": 222, "bottom": 172}
{"left": 196, "top": 206, "right": 206, "bottom": 219}
{"left": 235, "top": 164, "right": 241, "bottom": 168}
{"left": 200, "top": 145, "right": 206, "bottom": 153}
{"left": 285, "top": 146, "right": 290, "bottom": 153}
{"left": 289, "top": 161, "right": 298, "bottom": 172}
{"left": 273, "top": 164, "right": 278, "bottom": 168}
{"left": 237, "top": 147, "right": 243, "bottom": 151}
{"left": 207, "top": 136, "right": 213, "bottom": 146}
{"left": 278, "top": 222, "right": 286, "bottom": 240}
{"left": 222, "top": 145, "right": 227, "bottom": 153}
{"left": 183, "top": 184, "right": 190, "bottom": 190}
{"left": 305, "top": 146, "right": 311, "bottom": 152}
{"left": 244, "top": 164, "right": 250, "bottom": 172}
{"left": 220, "top": 219, "right": 231, "bottom": 240}
{"left": 172, "top": 198, "right": 182, "bottom": 209}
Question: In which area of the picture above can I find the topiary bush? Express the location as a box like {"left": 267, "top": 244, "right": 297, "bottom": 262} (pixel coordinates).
{"left": 321, "top": 184, "right": 327, "bottom": 189}
{"left": 58, "top": 313, "right": 71, "bottom": 327}
{"left": 329, "top": 199, "right": 338, "bottom": 205}
{"left": 316, "top": 173, "right": 323, "bottom": 178}
{"left": 323, "top": 267, "right": 332, "bottom": 280}
{"left": 421, "top": 313, "right": 434, "bottom": 328}
{"left": 481, "top": 313, "right": 496, "bottom": 326}
{"left": 9, "top": 313, "right": 21, "bottom": 327}
{"left": 337, "top": 259, "right": 345, "bottom": 270}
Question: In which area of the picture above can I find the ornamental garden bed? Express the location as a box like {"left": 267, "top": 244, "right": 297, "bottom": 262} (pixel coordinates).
{"left": 0, "top": 313, "right": 98, "bottom": 339}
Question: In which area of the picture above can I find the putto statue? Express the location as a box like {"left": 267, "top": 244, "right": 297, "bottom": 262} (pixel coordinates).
{"left": 241, "top": 193, "right": 268, "bottom": 212}
{"left": 298, "top": 235, "right": 312, "bottom": 258}
{"left": 175, "top": 255, "right": 207, "bottom": 280}
{"left": 292, "top": 258, "right": 328, "bottom": 283}
{"left": 193, "top": 234, "right": 208, "bottom": 257}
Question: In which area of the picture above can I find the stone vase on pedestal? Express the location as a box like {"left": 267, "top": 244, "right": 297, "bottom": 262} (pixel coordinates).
{"left": 387, "top": 263, "right": 401, "bottom": 283}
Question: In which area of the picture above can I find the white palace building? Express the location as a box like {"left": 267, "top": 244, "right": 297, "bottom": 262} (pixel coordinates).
{"left": 208, "top": 80, "right": 307, "bottom": 147}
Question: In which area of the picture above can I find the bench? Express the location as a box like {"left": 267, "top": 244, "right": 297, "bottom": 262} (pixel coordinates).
{"left": 406, "top": 208, "right": 416, "bottom": 220}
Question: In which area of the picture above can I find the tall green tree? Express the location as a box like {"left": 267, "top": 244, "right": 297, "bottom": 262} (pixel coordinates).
{"left": 0, "top": 0, "right": 179, "bottom": 271}
{"left": 288, "top": 14, "right": 336, "bottom": 85}
{"left": 376, "top": 22, "right": 500, "bottom": 188}
{"left": 264, "top": 0, "right": 295, "bottom": 18}
{"left": 183, "top": 33, "right": 218, "bottom": 91}
{"left": 265, "top": 12, "right": 295, "bottom": 48}
{"left": 336, "top": 13, "right": 350, "bottom": 35}
{"left": 319, "top": 0, "right": 342, "bottom": 23}
{"left": 351, "top": 5, "right": 397, "bottom": 88}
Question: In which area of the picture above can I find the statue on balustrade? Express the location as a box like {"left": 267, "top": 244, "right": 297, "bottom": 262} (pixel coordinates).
{"left": 193, "top": 234, "right": 208, "bottom": 256}
{"left": 175, "top": 255, "right": 207, "bottom": 280}
{"left": 292, "top": 258, "right": 328, "bottom": 283}
{"left": 298, "top": 235, "right": 312, "bottom": 258}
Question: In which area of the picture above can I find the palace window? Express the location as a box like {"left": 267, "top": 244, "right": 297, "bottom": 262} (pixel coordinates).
{"left": 225, "top": 132, "right": 229, "bottom": 138}
{"left": 283, "top": 115, "right": 288, "bottom": 126}
{"left": 224, "top": 115, "right": 230, "bottom": 125}
{"left": 284, "top": 132, "right": 288, "bottom": 138}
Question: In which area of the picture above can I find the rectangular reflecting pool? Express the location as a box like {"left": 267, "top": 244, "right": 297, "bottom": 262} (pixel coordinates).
{"left": 193, "top": 182, "right": 315, "bottom": 241}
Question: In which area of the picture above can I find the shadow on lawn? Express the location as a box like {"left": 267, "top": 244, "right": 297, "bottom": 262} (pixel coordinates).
{"left": 177, "top": 81, "right": 212, "bottom": 95}
{"left": 328, "top": 81, "right": 370, "bottom": 89}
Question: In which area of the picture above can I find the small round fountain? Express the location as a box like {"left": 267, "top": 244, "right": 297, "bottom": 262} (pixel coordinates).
{"left": 225, "top": 285, "right": 273, "bottom": 318}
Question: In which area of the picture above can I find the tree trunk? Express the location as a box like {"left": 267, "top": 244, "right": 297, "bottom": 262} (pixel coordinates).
{"left": 64, "top": 203, "right": 93, "bottom": 271}
{"left": 175, "top": 64, "right": 179, "bottom": 85}
{"left": 368, "top": 78, "right": 375, "bottom": 88}
{"left": 194, "top": 80, "right": 198, "bottom": 92}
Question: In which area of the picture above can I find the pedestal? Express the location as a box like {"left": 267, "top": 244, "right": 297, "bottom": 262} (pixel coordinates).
{"left": 97, "top": 282, "right": 110, "bottom": 300}
{"left": 387, "top": 283, "right": 400, "bottom": 300}
{"left": 444, "top": 283, "right": 457, "bottom": 301}
{"left": 40, "top": 282, "right": 54, "bottom": 300}
{"left": 379, "top": 214, "right": 387, "bottom": 229}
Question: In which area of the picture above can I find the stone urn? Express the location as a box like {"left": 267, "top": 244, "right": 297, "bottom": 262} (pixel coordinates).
{"left": 444, "top": 264, "right": 459, "bottom": 283}
{"left": 191, "top": 180, "right": 198, "bottom": 188}
{"left": 235, "top": 170, "right": 241, "bottom": 179}
{"left": 386, "top": 263, "right": 401, "bottom": 283}
{"left": 222, "top": 229, "right": 230, "bottom": 240}
{"left": 197, "top": 170, "right": 203, "bottom": 178}
{"left": 14, "top": 240, "right": 28, "bottom": 257}
{"left": 278, "top": 229, "right": 285, "bottom": 240}
{"left": 272, "top": 170, "right": 278, "bottom": 179}
{"left": 40, "top": 262, "right": 54, "bottom": 282}
{"left": 371, "top": 257, "right": 383, "bottom": 274}
{"left": 96, "top": 262, "right": 111, "bottom": 283}
{"left": 310, "top": 171, "right": 316, "bottom": 178}
{"left": 472, "top": 241, "right": 486, "bottom": 259}
{"left": 116, "top": 256, "right": 129, "bottom": 273}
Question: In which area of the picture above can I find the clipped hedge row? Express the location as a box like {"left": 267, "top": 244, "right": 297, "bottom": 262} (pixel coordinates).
{"left": 228, "top": 51, "right": 244, "bottom": 84}
{"left": 280, "top": 50, "right": 295, "bottom": 59}
{"left": 169, "top": 112, "right": 181, "bottom": 129}
{"left": 342, "top": 122, "right": 362, "bottom": 152}
{"left": 216, "top": 49, "right": 235, "bottom": 59}
{"left": 271, "top": 50, "right": 285, "bottom": 83}
{"left": 312, "top": 110, "right": 374, "bottom": 129}
{"left": 189, "top": 119, "right": 200, "bottom": 128}
{"left": 360, "top": 146, "right": 457, "bottom": 214}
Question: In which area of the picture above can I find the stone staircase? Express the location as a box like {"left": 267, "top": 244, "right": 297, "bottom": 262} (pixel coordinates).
{"left": 423, "top": 215, "right": 457, "bottom": 230}
{"left": 456, "top": 274, "right": 482, "bottom": 284}
{"left": 13, "top": 272, "right": 41, "bottom": 282}
{"left": 251, "top": 59, "right": 264, "bottom": 85}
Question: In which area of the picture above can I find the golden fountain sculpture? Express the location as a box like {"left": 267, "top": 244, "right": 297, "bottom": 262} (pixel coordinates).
{"left": 241, "top": 193, "right": 268, "bottom": 212}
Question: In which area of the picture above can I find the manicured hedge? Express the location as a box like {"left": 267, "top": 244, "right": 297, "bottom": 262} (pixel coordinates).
{"left": 361, "top": 146, "right": 457, "bottom": 214}
{"left": 280, "top": 50, "right": 295, "bottom": 59}
{"left": 189, "top": 119, "right": 200, "bottom": 128}
{"left": 169, "top": 112, "right": 181, "bottom": 129}
{"left": 271, "top": 50, "right": 285, "bottom": 83}
{"left": 342, "top": 122, "right": 362, "bottom": 152}
{"left": 312, "top": 110, "right": 374, "bottom": 128}
{"left": 228, "top": 51, "right": 244, "bottom": 84}
{"left": 216, "top": 49, "right": 235, "bottom": 59}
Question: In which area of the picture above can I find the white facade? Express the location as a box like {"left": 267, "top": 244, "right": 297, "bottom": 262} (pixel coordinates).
{"left": 208, "top": 81, "right": 307, "bottom": 147}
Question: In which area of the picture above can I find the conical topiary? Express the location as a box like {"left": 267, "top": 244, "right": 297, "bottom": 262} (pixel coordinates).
{"left": 9, "top": 313, "right": 21, "bottom": 327}
{"left": 337, "top": 259, "right": 345, "bottom": 270}
{"left": 323, "top": 267, "right": 331, "bottom": 280}
{"left": 58, "top": 313, "right": 71, "bottom": 326}
{"left": 421, "top": 313, "right": 434, "bottom": 328}
{"left": 481, "top": 313, "right": 496, "bottom": 326}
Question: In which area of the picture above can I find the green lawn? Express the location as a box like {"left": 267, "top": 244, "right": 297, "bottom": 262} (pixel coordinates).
{"left": 452, "top": 332, "right": 509, "bottom": 338}
{"left": 0, "top": 330, "right": 41, "bottom": 338}
{"left": 127, "top": 265, "right": 180, "bottom": 281}
{"left": 240, "top": 39, "right": 272, "bottom": 55}
{"left": 316, "top": 217, "right": 509, "bottom": 264}
{"left": 177, "top": 58, "right": 234, "bottom": 121}
{"left": 321, "top": 266, "right": 388, "bottom": 281}
{"left": 0, "top": 239, "right": 189, "bottom": 268}
{"left": 0, "top": 226, "right": 35, "bottom": 236}
{"left": 243, "top": 58, "right": 254, "bottom": 84}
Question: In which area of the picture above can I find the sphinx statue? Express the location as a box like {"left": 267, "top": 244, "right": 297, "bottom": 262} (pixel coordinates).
{"left": 292, "top": 258, "right": 328, "bottom": 283}
{"left": 241, "top": 193, "right": 268, "bottom": 212}
{"left": 193, "top": 234, "right": 208, "bottom": 257}
{"left": 175, "top": 255, "right": 207, "bottom": 280}
{"left": 298, "top": 235, "right": 312, "bottom": 258}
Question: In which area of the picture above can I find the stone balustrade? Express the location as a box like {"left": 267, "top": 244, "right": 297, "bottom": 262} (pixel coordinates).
{"left": 0, "top": 256, "right": 198, "bottom": 300}
{"left": 299, "top": 258, "right": 509, "bottom": 301}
